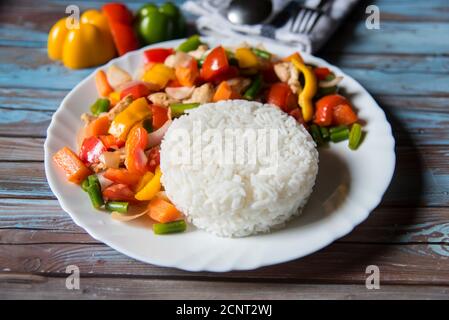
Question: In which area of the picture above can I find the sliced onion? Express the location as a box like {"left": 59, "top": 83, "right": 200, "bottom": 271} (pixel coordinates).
{"left": 147, "top": 120, "right": 172, "bottom": 148}
{"left": 116, "top": 80, "right": 158, "bottom": 93}
{"left": 111, "top": 203, "right": 149, "bottom": 222}
{"left": 165, "top": 86, "right": 194, "bottom": 100}
{"left": 97, "top": 172, "right": 114, "bottom": 190}
{"left": 99, "top": 151, "right": 121, "bottom": 169}
{"left": 165, "top": 51, "right": 192, "bottom": 68}
{"left": 319, "top": 76, "right": 343, "bottom": 88}
{"left": 111, "top": 211, "right": 148, "bottom": 222}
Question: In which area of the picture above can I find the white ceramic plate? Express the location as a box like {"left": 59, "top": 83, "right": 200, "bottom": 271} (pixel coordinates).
{"left": 44, "top": 37, "right": 395, "bottom": 272}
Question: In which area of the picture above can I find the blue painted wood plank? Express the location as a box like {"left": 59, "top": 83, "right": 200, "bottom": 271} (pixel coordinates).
{"left": 2, "top": 46, "right": 449, "bottom": 96}
{"left": 1, "top": 146, "right": 447, "bottom": 207}
{"left": 1, "top": 198, "right": 448, "bottom": 245}
{"left": 0, "top": 242, "right": 448, "bottom": 284}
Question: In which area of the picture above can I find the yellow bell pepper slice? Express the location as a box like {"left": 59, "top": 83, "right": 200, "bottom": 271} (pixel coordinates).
{"left": 135, "top": 171, "right": 155, "bottom": 192}
{"left": 47, "top": 10, "right": 116, "bottom": 69}
{"left": 291, "top": 58, "right": 317, "bottom": 122}
{"left": 235, "top": 48, "right": 259, "bottom": 69}
{"left": 142, "top": 63, "right": 175, "bottom": 89}
{"left": 108, "top": 97, "right": 151, "bottom": 140}
{"left": 108, "top": 91, "right": 121, "bottom": 105}
{"left": 135, "top": 167, "right": 162, "bottom": 201}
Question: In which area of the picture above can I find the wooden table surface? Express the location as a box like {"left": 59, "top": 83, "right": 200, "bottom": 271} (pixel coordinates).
{"left": 0, "top": 0, "right": 448, "bottom": 300}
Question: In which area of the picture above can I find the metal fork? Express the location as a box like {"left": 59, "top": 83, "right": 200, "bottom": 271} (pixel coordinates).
{"left": 290, "top": 0, "right": 331, "bottom": 34}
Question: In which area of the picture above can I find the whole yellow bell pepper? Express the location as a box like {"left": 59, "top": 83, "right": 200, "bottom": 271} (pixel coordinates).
{"left": 291, "top": 58, "right": 317, "bottom": 122}
{"left": 48, "top": 10, "right": 116, "bottom": 69}
{"left": 135, "top": 167, "right": 162, "bottom": 201}
{"left": 142, "top": 63, "right": 175, "bottom": 89}
{"left": 235, "top": 48, "right": 259, "bottom": 69}
{"left": 108, "top": 97, "right": 151, "bottom": 140}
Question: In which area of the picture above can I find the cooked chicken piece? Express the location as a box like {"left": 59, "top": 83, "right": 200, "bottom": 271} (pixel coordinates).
{"left": 226, "top": 77, "right": 251, "bottom": 94}
{"left": 107, "top": 95, "right": 133, "bottom": 121}
{"left": 274, "top": 62, "right": 302, "bottom": 94}
{"left": 164, "top": 51, "right": 192, "bottom": 68}
{"left": 148, "top": 92, "right": 178, "bottom": 107}
{"left": 106, "top": 65, "right": 132, "bottom": 90}
{"left": 80, "top": 112, "right": 97, "bottom": 125}
{"left": 187, "top": 44, "right": 209, "bottom": 60}
{"left": 183, "top": 83, "right": 214, "bottom": 104}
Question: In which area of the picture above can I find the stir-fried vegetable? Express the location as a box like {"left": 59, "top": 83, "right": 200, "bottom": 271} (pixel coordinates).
{"left": 349, "top": 123, "right": 363, "bottom": 150}
{"left": 177, "top": 34, "right": 201, "bottom": 52}
{"left": 105, "top": 201, "right": 129, "bottom": 213}
{"left": 148, "top": 197, "right": 183, "bottom": 223}
{"left": 153, "top": 220, "right": 187, "bottom": 235}
{"left": 135, "top": 166, "right": 162, "bottom": 201}
{"left": 53, "top": 147, "right": 92, "bottom": 184}
{"left": 170, "top": 102, "right": 200, "bottom": 117}
{"left": 53, "top": 36, "right": 366, "bottom": 236}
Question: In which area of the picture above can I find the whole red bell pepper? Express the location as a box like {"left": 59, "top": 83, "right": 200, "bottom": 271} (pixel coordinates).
{"left": 102, "top": 3, "right": 139, "bottom": 56}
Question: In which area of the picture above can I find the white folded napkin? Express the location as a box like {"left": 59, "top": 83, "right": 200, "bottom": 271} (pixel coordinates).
{"left": 182, "top": 0, "right": 360, "bottom": 53}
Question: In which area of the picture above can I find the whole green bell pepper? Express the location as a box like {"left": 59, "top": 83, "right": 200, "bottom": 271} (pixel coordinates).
{"left": 134, "top": 2, "right": 187, "bottom": 45}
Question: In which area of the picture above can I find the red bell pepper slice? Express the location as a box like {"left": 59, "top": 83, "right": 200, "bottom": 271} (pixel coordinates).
{"left": 103, "top": 168, "right": 141, "bottom": 187}
{"left": 151, "top": 105, "right": 169, "bottom": 130}
{"left": 125, "top": 126, "right": 148, "bottom": 175}
{"left": 79, "top": 136, "right": 106, "bottom": 164}
{"left": 314, "top": 94, "right": 357, "bottom": 126}
{"left": 143, "top": 48, "right": 174, "bottom": 64}
{"left": 200, "top": 46, "right": 229, "bottom": 81}
{"left": 99, "top": 135, "right": 125, "bottom": 149}
{"left": 266, "top": 82, "right": 297, "bottom": 113}
{"left": 102, "top": 183, "right": 137, "bottom": 202}
{"left": 147, "top": 146, "right": 160, "bottom": 173}
{"left": 120, "top": 83, "right": 151, "bottom": 100}
{"left": 314, "top": 67, "right": 331, "bottom": 81}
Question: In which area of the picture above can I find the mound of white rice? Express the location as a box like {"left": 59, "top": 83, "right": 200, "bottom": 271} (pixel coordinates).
{"left": 160, "top": 100, "right": 318, "bottom": 237}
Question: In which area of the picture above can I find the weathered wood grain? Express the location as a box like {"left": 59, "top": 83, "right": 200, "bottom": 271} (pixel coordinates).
{"left": 1, "top": 92, "right": 448, "bottom": 147}
{"left": 0, "top": 137, "right": 44, "bottom": 161}
{"left": 0, "top": 275, "right": 448, "bottom": 299}
{"left": 3, "top": 46, "right": 449, "bottom": 96}
{"left": 1, "top": 198, "right": 448, "bottom": 245}
{"left": 0, "top": 242, "right": 448, "bottom": 284}
{"left": 1, "top": 145, "right": 447, "bottom": 206}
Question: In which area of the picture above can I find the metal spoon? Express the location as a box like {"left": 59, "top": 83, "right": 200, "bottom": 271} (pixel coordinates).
{"left": 226, "top": 0, "right": 273, "bottom": 25}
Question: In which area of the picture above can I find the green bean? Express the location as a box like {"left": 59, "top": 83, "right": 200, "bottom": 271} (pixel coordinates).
{"left": 153, "top": 220, "right": 187, "bottom": 235}
{"left": 243, "top": 75, "right": 262, "bottom": 100}
{"left": 105, "top": 201, "right": 129, "bottom": 213}
{"left": 86, "top": 174, "right": 104, "bottom": 209}
{"left": 330, "top": 128, "right": 350, "bottom": 143}
{"left": 320, "top": 126, "right": 330, "bottom": 141}
{"left": 349, "top": 123, "right": 363, "bottom": 150}
{"left": 310, "top": 124, "right": 324, "bottom": 146}
{"left": 170, "top": 103, "right": 200, "bottom": 118}
{"left": 81, "top": 178, "right": 90, "bottom": 192}
{"left": 90, "top": 98, "right": 110, "bottom": 116}
{"left": 251, "top": 48, "right": 272, "bottom": 60}
{"left": 143, "top": 118, "right": 153, "bottom": 133}
{"left": 329, "top": 125, "right": 348, "bottom": 134}
{"left": 87, "top": 184, "right": 104, "bottom": 209}
{"left": 177, "top": 35, "right": 201, "bottom": 52}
